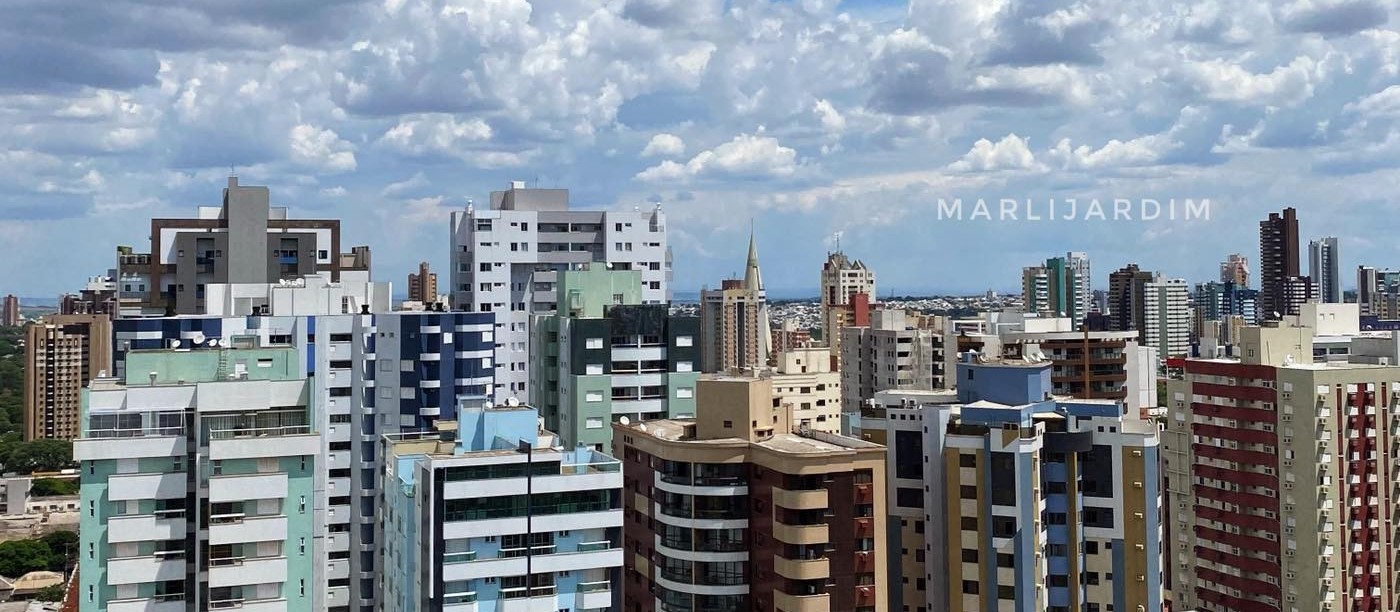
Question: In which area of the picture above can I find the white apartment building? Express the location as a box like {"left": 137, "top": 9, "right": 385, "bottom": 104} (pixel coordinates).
{"left": 450, "top": 182, "right": 669, "bottom": 402}
{"left": 1143, "top": 278, "right": 1190, "bottom": 358}
{"left": 382, "top": 401, "right": 623, "bottom": 612}
{"left": 840, "top": 309, "right": 945, "bottom": 422}
{"left": 771, "top": 347, "right": 842, "bottom": 433}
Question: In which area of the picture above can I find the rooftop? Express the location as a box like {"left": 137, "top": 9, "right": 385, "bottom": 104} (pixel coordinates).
{"left": 620, "top": 418, "right": 881, "bottom": 453}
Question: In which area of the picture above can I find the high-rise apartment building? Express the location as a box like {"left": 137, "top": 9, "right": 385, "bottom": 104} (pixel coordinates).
{"left": 1108, "top": 264, "right": 1155, "bottom": 332}
{"left": 530, "top": 266, "right": 699, "bottom": 450}
{"left": 1193, "top": 281, "right": 1259, "bottom": 339}
{"left": 1221, "top": 253, "right": 1250, "bottom": 286}
{"left": 951, "top": 312, "right": 1156, "bottom": 413}
{"left": 406, "top": 261, "right": 437, "bottom": 304}
{"left": 1023, "top": 254, "right": 1089, "bottom": 324}
{"left": 115, "top": 177, "right": 372, "bottom": 317}
{"left": 1357, "top": 266, "right": 1400, "bottom": 317}
{"left": 2, "top": 294, "right": 19, "bottom": 326}
{"left": 615, "top": 375, "right": 888, "bottom": 612}
{"left": 76, "top": 343, "right": 321, "bottom": 611}
{"left": 1309, "top": 237, "right": 1341, "bottom": 303}
{"left": 820, "top": 251, "right": 875, "bottom": 355}
{"left": 1164, "top": 320, "right": 1400, "bottom": 612}
{"left": 772, "top": 318, "right": 816, "bottom": 355}
{"left": 1260, "top": 207, "right": 1302, "bottom": 319}
{"left": 856, "top": 355, "right": 1163, "bottom": 612}
{"left": 382, "top": 399, "right": 624, "bottom": 612}
{"left": 450, "top": 181, "right": 669, "bottom": 401}
{"left": 23, "top": 314, "right": 112, "bottom": 440}
{"left": 106, "top": 307, "right": 496, "bottom": 612}
{"left": 698, "top": 233, "right": 770, "bottom": 373}
{"left": 840, "top": 309, "right": 945, "bottom": 418}
{"left": 1143, "top": 277, "right": 1190, "bottom": 358}
{"left": 771, "top": 347, "right": 842, "bottom": 433}
{"left": 61, "top": 274, "right": 117, "bottom": 315}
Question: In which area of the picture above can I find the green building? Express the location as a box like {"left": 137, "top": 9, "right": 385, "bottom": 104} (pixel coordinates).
{"left": 75, "top": 343, "right": 320, "bottom": 611}
{"left": 531, "top": 266, "right": 699, "bottom": 450}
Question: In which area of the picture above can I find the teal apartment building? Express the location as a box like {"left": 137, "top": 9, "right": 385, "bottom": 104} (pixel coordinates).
{"left": 76, "top": 343, "right": 319, "bottom": 611}
{"left": 530, "top": 266, "right": 698, "bottom": 450}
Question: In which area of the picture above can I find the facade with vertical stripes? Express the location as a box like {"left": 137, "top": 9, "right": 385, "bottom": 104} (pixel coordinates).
{"left": 856, "top": 354, "right": 1163, "bottom": 612}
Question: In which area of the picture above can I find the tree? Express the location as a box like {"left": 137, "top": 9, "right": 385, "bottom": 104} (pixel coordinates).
{"left": 33, "top": 584, "right": 65, "bottom": 602}
{"left": 4, "top": 439, "right": 73, "bottom": 474}
{"left": 29, "top": 478, "right": 78, "bottom": 498}
{"left": 0, "top": 538, "right": 55, "bottom": 577}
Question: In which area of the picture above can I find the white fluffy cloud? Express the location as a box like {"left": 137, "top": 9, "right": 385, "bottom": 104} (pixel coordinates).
{"left": 949, "top": 134, "right": 1044, "bottom": 172}
{"left": 636, "top": 133, "right": 800, "bottom": 182}
{"left": 641, "top": 133, "right": 685, "bottom": 157}
{"left": 289, "top": 124, "right": 357, "bottom": 172}
{"left": 2, "top": 0, "right": 1400, "bottom": 296}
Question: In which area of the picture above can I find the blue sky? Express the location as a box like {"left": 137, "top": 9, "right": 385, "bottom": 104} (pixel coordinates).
{"left": 2, "top": 0, "right": 1399, "bottom": 297}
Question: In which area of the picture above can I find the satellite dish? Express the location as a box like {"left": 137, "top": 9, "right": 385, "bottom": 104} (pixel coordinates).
{"left": 505, "top": 397, "right": 520, "bottom": 407}
{"left": 191, "top": 332, "right": 205, "bottom": 344}
{"left": 619, "top": 416, "right": 631, "bottom": 426}
{"left": 168, "top": 339, "right": 181, "bottom": 349}
{"left": 638, "top": 423, "right": 647, "bottom": 432}
{"left": 208, "top": 338, "right": 220, "bottom": 347}
{"left": 1284, "top": 354, "right": 1295, "bottom": 365}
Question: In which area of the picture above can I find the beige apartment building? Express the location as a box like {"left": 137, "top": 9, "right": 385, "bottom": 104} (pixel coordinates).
{"left": 23, "top": 314, "right": 112, "bottom": 440}
{"left": 771, "top": 347, "right": 842, "bottom": 433}
{"left": 614, "top": 375, "right": 888, "bottom": 612}
{"left": 1164, "top": 319, "right": 1400, "bottom": 612}
{"left": 820, "top": 250, "right": 875, "bottom": 355}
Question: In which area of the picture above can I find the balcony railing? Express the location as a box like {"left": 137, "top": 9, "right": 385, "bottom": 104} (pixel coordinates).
{"left": 443, "top": 551, "right": 477, "bottom": 564}
{"left": 443, "top": 592, "right": 477, "bottom": 604}
{"left": 501, "top": 586, "right": 557, "bottom": 599}
{"left": 208, "top": 424, "right": 312, "bottom": 440}
{"left": 84, "top": 425, "right": 185, "bottom": 439}
{"left": 575, "top": 541, "right": 612, "bottom": 553}
{"left": 579, "top": 581, "right": 610, "bottom": 593}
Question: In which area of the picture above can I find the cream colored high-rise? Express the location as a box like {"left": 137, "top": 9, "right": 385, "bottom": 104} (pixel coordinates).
{"left": 821, "top": 251, "right": 875, "bottom": 356}
{"left": 1164, "top": 318, "right": 1400, "bottom": 612}
{"left": 699, "top": 231, "right": 771, "bottom": 373}
{"left": 23, "top": 314, "right": 112, "bottom": 440}
{"left": 772, "top": 347, "right": 842, "bottom": 433}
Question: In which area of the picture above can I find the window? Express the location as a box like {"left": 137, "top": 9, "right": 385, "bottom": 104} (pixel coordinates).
{"left": 959, "top": 454, "right": 976, "bottom": 468}
{"left": 997, "top": 585, "right": 1015, "bottom": 600}
{"left": 896, "top": 488, "right": 922, "bottom": 508}
{"left": 722, "top": 420, "right": 733, "bottom": 428}
{"left": 960, "top": 485, "right": 977, "bottom": 499}
{"left": 997, "top": 553, "right": 1014, "bottom": 568}
{"left": 961, "top": 549, "right": 978, "bottom": 563}
{"left": 960, "top": 516, "right": 978, "bottom": 531}
{"left": 585, "top": 391, "right": 604, "bottom": 402}
{"left": 962, "top": 581, "right": 979, "bottom": 595}
{"left": 676, "top": 335, "right": 694, "bottom": 347}
{"left": 676, "top": 387, "right": 694, "bottom": 399}
{"left": 585, "top": 338, "right": 604, "bottom": 349}
{"left": 585, "top": 418, "right": 605, "bottom": 429}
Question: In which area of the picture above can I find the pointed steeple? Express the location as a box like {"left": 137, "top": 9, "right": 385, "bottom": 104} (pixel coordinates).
{"left": 744, "top": 226, "right": 764, "bottom": 292}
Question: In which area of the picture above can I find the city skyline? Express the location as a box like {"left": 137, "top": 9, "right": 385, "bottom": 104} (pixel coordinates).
{"left": 2, "top": 1, "right": 1398, "bottom": 296}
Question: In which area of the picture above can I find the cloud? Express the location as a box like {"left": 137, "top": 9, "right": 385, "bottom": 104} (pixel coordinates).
{"left": 635, "top": 132, "right": 800, "bottom": 182}
{"left": 378, "top": 114, "right": 494, "bottom": 156}
{"left": 641, "top": 133, "right": 686, "bottom": 157}
{"left": 289, "top": 124, "right": 357, "bottom": 172}
{"left": 1178, "top": 55, "right": 1327, "bottom": 106}
{"left": 983, "top": 1, "right": 1109, "bottom": 67}
{"left": 866, "top": 28, "right": 1067, "bottom": 114}
{"left": 949, "top": 134, "right": 1044, "bottom": 172}
{"left": 1280, "top": 0, "right": 1389, "bottom": 35}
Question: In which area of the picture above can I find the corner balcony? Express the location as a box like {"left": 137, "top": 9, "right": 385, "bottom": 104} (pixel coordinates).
{"left": 576, "top": 581, "right": 612, "bottom": 610}
{"left": 109, "top": 472, "right": 186, "bottom": 501}
{"left": 772, "top": 487, "right": 829, "bottom": 511}
{"left": 499, "top": 586, "right": 561, "bottom": 612}
{"left": 774, "top": 590, "right": 831, "bottom": 612}
{"left": 774, "top": 555, "right": 830, "bottom": 580}
{"left": 75, "top": 433, "right": 185, "bottom": 461}
{"left": 772, "top": 522, "right": 829, "bottom": 546}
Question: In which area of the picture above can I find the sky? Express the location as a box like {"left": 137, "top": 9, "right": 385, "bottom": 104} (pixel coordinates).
{"left": 2, "top": 0, "right": 1399, "bottom": 298}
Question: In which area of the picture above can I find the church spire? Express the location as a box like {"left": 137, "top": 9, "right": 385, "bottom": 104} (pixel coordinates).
{"left": 744, "top": 224, "right": 763, "bottom": 292}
